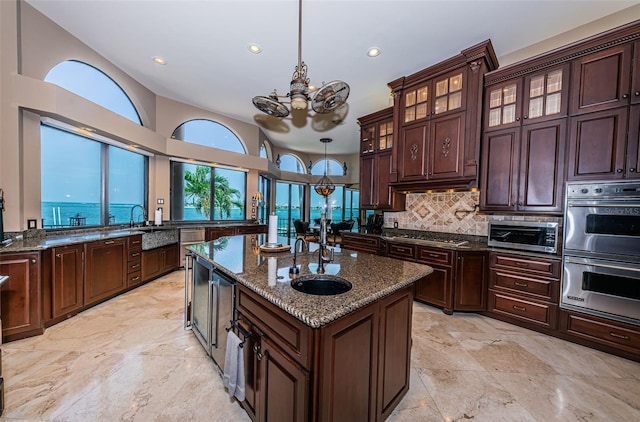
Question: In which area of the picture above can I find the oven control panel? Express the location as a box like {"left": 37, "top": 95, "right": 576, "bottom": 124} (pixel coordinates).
{"left": 567, "top": 181, "right": 640, "bottom": 199}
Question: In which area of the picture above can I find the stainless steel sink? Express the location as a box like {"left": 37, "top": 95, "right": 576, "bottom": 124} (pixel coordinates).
{"left": 290, "top": 274, "right": 352, "bottom": 296}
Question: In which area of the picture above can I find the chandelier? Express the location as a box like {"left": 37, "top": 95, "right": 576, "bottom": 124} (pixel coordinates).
{"left": 252, "top": 0, "right": 350, "bottom": 118}
{"left": 314, "top": 138, "right": 335, "bottom": 197}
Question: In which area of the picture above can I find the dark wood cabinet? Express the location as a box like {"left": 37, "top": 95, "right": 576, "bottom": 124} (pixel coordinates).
{"left": 206, "top": 227, "right": 235, "bottom": 241}
{"left": 142, "top": 243, "right": 179, "bottom": 282}
{"left": 358, "top": 107, "right": 405, "bottom": 211}
{"left": 0, "top": 253, "right": 42, "bottom": 342}
{"left": 454, "top": 251, "right": 488, "bottom": 311}
{"left": 84, "top": 238, "right": 127, "bottom": 307}
{"left": 628, "top": 104, "right": 640, "bottom": 178}
{"left": 570, "top": 43, "right": 632, "bottom": 115}
{"left": 50, "top": 244, "right": 83, "bottom": 319}
{"left": 127, "top": 235, "right": 142, "bottom": 287}
{"left": 340, "top": 232, "right": 382, "bottom": 255}
{"left": 389, "top": 40, "right": 498, "bottom": 190}
{"left": 487, "top": 252, "right": 560, "bottom": 331}
{"left": 236, "top": 283, "right": 413, "bottom": 421}
{"left": 567, "top": 107, "right": 629, "bottom": 180}
{"left": 482, "top": 63, "right": 569, "bottom": 214}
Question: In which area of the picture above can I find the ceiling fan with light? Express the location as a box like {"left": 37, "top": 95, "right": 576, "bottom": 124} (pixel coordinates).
{"left": 252, "top": 0, "right": 350, "bottom": 118}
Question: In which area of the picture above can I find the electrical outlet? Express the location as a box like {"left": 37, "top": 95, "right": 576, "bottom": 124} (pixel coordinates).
{"left": 157, "top": 198, "right": 164, "bottom": 204}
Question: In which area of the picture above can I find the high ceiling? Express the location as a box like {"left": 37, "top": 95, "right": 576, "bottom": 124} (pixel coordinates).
{"left": 25, "top": 0, "right": 639, "bottom": 155}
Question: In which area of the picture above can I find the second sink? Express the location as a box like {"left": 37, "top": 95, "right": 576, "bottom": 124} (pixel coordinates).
{"left": 291, "top": 274, "right": 352, "bottom": 296}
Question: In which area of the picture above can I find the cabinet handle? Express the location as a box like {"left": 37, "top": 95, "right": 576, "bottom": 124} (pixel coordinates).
{"left": 131, "top": 252, "right": 140, "bottom": 257}
{"left": 523, "top": 115, "right": 528, "bottom": 120}
{"left": 514, "top": 262, "right": 529, "bottom": 268}
{"left": 104, "top": 240, "right": 115, "bottom": 245}
{"left": 635, "top": 91, "right": 640, "bottom": 96}
{"left": 257, "top": 352, "right": 264, "bottom": 361}
{"left": 616, "top": 169, "right": 623, "bottom": 173}
{"left": 132, "top": 240, "right": 141, "bottom": 245}
{"left": 609, "top": 332, "right": 630, "bottom": 341}
{"left": 630, "top": 168, "right": 636, "bottom": 173}
{"left": 253, "top": 345, "right": 260, "bottom": 353}
{"left": 622, "top": 93, "right": 629, "bottom": 99}
{"left": 514, "top": 281, "right": 528, "bottom": 287}
{"left": 513, "top": 305, "right": 526, "bottom": 312}
{"left": 31, "top": 259, "right": 37, "bottom": 263}
{"left": 131, "top": 276, "right": 140, "bottom": 281}
{"left": 131, "top": 264, "right": 140, "bottom": 269}
{"left": 429, "top": 253, "right": 439, "bottom": 258}
{"left": 515, "top": 116, "right": 520, "bottom": 121}
{"left": 56, "top": 253, "right": 61, "bottom": 258}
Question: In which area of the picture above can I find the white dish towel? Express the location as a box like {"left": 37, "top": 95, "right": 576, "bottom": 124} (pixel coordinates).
{"left": 222, "top": 330, "right": 246, "bottom": 402}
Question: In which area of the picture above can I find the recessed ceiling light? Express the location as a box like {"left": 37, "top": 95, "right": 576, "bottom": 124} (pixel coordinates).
{"left": 367, "top": 47, "right": 381, "bottom": 57}
{"left": 152, "top": 56, "right": 167, "bottom": 65}
{"left": 248, "top": 44, "right": 262, "bottom": 54}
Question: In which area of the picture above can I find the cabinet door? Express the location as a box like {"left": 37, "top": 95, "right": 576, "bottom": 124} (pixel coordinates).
{"left": 142, "top": 248, "right": 161, "bottom": 281}
{"left": 413, "top": 264, "right": 453, "bottom": 311}
{"left": 361, "top": 123, "right": 376, "bottom": 154}
{"left": 375, "top": 150, "right": 394, "bottom": 209}
{"left": 429, "top": 111, "right": 465, "bottom": 180}
{"left": 0, "top": 253, "right": 42, "bottom": 341}
{"left": 359, "top": 154, "right": 375, "bottom": 208}
{"left": 479, "top": 128, "right": 520, "bottom": 211}
{"left": 567, "top": 107, "right": 628, "bottom": 180}
{"left": 84, "top": 239, "right": 127, "bottom": 306}
{"left": 454, "top": 252, "right": 488, "bottom": 311}
{"left": 570, "top": 44, "right": 632, "bottom": 114}
{"left": 377, "top": 288, "right": 413, "bottom": 421}
{"left": 633, "top": 41, "right": 640, "bottom": 105}
{"left": 518, "top": 119, "right": 567, "bottom": 213}
{"left": 51, "top": 244, "right": 84, "bottom": 318}
{"left": 258, "top": 335, "right": 310, "bottom": 422}
{"left": 398, "top": 123, "right": 428, "bottom": 181}
{"left": 432, "top": 69, "right": 467, "bottom": 117}
{"left": 627, "top": 104, "right": 640, "bottom": 179}
{"left": 319, "top": 304, "right": 378, "bottom": 421}
{"left": 484, "top": 79, "right": 523, "bottom": 131}
{"left": 523, "top": 64, "right": 570, "bottom": 124}
{"left": 162, "top": 244, "right": 179, "bottom": 273}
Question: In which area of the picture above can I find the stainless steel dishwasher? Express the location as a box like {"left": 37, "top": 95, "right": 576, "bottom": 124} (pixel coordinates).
{"left": 184, "top": 254, "right": 235, "bottom": 373}
{"left": 179, "top": 227, "right": 205, "bottom": 268}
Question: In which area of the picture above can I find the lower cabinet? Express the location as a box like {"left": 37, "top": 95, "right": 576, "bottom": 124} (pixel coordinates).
{"left": 84, "top": 238, "right": 127, "bottom": 307}
{"left": 487, "top": 252, "right": 560, "bottom": 331}
{"left": 236, "top": 284, "right": 413, "bottom": 421}
{"left": 141, "top": 243, "right": 179, "bottom": 282}
{"left": 50, "top": 244, "right": 84, "bottom": 320}
{"left": 0, "top": 252, "right": 43, "bottom": 342}
{"left": 341, "top": 232, "right": 383, "bottom": 255}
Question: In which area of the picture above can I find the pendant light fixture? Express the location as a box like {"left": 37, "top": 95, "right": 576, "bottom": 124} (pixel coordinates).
{"left": 314, "top": 138, "right": 335, "bottom": 197}
{"left": 252, "top": 0, "right": 350, "bottom": 118}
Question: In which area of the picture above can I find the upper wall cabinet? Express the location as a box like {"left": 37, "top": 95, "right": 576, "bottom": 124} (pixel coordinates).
{"left": 358, "top": 107, "right": 406, "bottom": 211}
{"left": 388, "top": 40, "right": 498, "bottom": 191}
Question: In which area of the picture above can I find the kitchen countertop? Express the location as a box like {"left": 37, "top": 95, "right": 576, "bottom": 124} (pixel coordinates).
{"left": 187, "top": 234, "right": 433, "bottom": 328}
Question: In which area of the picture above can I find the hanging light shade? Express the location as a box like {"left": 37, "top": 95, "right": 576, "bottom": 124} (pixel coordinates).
{"left": 252, "top": 0, "right": 349, "bottom": 118}
{"left": 314, "top": 138, "right": 335, "bottom": 196}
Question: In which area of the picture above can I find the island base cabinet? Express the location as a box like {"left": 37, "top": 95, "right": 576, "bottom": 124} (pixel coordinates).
{"left": 236, "top": 285, "right": 414, "bottom": 421}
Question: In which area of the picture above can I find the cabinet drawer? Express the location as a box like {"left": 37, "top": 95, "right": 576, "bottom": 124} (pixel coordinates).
{"left": 127, "top": 260, "right": 141, "bottom": 273}
{"left": 128, "top": 235, "right": 142, "bottom": 250}
{"left": 490, "top": 269, "right": 558, "bottom": 302}
{"left": 342, "top": 234, "right": 380, "bottom": 254}
{"left": 489, "top": 291, "right": 557, "bottom": 328}
{"left": 387, "top": 243, "right": 416, "bottom": 260}
{"left": 491, "top": 253, "right": 560, "bottom": 278}
{"left": 128, "top": 249, "right": 141, "bottom": 261}
{"left": 127, "top": 271, "right": 142, "bottom": 287}
{"left": 562, "top": 312, "right": 640, "bottom": 351}
{"left": 236, "top": 225, "right": 266, "bottom": 235}
{"left": 236, "top": 286, "right": 312, "bottom": 369}
{"left": 416, "top": 247, "right": 453, "bottom": 265}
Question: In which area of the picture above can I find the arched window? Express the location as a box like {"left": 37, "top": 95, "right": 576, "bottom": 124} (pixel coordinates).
{"left": 260, "top": 142, "right": 270, "bottom": 159}
{"left": 172, "top": 119, "right": 246, "bottom": 154}
{"left": 310, "top": 159, "right": 343, "bottom": 176}
{"left": 45, "top": 60, "right": 141, "bottom": 124}
{"left": 278, "top": 154, "right": 306, "bottom": 173}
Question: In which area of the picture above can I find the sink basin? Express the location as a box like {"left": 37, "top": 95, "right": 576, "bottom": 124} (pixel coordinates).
{"left": 291, "top": 275, "right": 352, "bottom": 296}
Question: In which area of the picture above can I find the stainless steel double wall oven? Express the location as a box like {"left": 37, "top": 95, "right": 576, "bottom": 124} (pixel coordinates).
{"left": 562, "top": 181, "right": 640, "bottom": 326}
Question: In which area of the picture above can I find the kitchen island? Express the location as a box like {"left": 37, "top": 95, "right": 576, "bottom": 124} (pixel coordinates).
{"left": 187, "top": 234, "right": 433, "bottom": 422}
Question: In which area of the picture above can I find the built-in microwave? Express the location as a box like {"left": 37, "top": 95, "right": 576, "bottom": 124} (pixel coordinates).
{"left": 488, "top": 220, "right": 559, "bottom": 254}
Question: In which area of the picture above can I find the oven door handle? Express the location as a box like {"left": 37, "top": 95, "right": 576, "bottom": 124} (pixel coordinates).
{"left": 568, "top": 203, "right": 638, "bottom": 208}
{"left": 564, "top": 258, "right": 640, "bottom": 273}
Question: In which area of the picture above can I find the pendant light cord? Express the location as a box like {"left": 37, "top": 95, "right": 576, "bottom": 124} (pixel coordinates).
{"left": 297, "top": 0, "right": 303, "bottom": 71}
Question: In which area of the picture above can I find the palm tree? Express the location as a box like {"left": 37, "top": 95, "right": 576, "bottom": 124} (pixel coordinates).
{"left": 184, "top": 166, "right": 244, "bottom": 219}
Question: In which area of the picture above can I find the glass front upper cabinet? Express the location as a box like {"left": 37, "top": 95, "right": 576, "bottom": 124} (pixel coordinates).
{"left": 404, "top": 70, "right": 465, "bottom": 124}
{"left": 378, "top": 119, "right": 393, "bottom": 150}
{"left": 486, "top": 65, "right": 568, "bottom": 130}
{"left": 404, "top": 85, "right": 429, "bottom": 123}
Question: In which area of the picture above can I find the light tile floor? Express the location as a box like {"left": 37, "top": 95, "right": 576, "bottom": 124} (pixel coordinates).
{"left": 1, "top": 270, "right": 639, "bottom": 421}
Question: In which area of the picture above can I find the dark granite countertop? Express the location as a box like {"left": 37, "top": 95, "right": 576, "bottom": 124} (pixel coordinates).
{"left": 187, "top": 234, "right": 434, "bottom": 328}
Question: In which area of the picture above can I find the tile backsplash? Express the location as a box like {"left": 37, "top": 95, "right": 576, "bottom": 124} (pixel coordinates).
{"left": 383, "top": 192, "right": 561, "bottom": 236}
